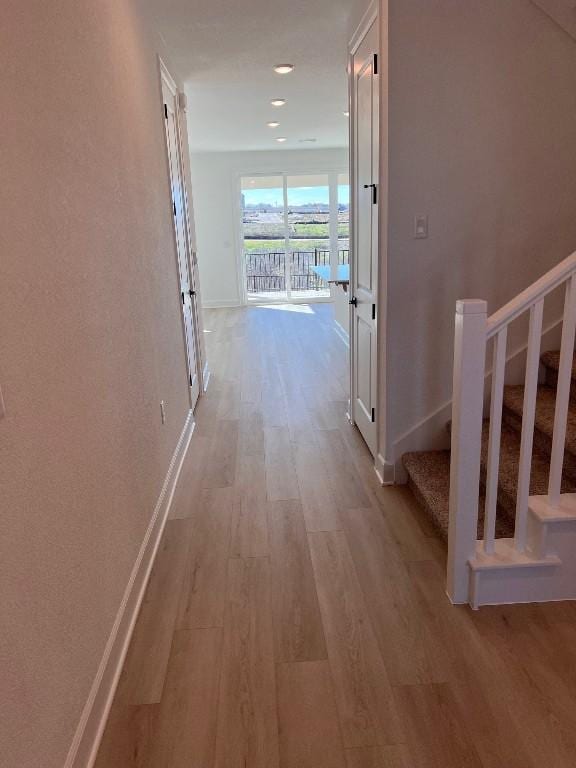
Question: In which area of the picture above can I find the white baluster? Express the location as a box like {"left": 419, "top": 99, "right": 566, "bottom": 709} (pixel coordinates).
{"left": 483, "top": 327, "right": 508, "bottom": 554}
{"left": 448, "top": 300, "right": 487, "bottom": 604}
{"left": 514, "top": 299, "right": 544, "bottom": 552}
{"left": 548, "top": 274, "right": 576, "bottom": 506}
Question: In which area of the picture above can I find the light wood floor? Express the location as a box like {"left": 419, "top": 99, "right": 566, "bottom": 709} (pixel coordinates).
{"left": 95, "top": 303, "right": 576, "bottom": 768}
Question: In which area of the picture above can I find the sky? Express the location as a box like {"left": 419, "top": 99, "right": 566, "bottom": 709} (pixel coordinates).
{"left": 244, "top": 185, "right": 350, "bottom": 207}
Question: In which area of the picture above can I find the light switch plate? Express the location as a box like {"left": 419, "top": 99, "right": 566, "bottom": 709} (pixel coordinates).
{"left": 414, "top": 214, "right": 429, "bottom": 239}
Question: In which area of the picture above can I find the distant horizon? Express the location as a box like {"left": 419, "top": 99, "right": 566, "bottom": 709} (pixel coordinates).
{"left": 243, "top": 185, "right": 350, "bottom": 208}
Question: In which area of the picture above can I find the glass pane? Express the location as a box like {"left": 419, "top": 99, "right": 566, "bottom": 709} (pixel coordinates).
{"left": 241, "top": 175, "right": 287, "bottom": 301}
{"left": 338, "top": 173, "right": 350, "bottom": 266}
{"left": 286, "top": 174, "right": 330, "bottom": 298}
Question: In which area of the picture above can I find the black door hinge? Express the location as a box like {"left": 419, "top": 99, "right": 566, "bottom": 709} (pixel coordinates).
{"left": 173, "top": 201, "right": 177, "bottom": 217}
{"left": 189, "top": 373, "right": 193, "bottom": 387}
{"left": 373, "top": 53, "right": 378, "bottom": 75}
{"left": 371, "top": 407, "right": 375, "bottom": 423}
{"left": 181, "top": 291, "right": 185, "bottom": 304}
{"left": 363, "top": 183, "right": 377, "bottom": 205}
{"left": 372, "top": 303, "right": 376, "bottom": 320}
{"left": 164, "top": 103, "right": 168, "bottom": 119}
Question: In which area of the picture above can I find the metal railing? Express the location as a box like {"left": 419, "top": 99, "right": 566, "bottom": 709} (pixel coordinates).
{"left": 245, "top": 249, "right": 349, "bottom": 294}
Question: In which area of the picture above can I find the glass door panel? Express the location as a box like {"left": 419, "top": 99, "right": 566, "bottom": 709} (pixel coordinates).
{"left": 287, "top": 174, "right": 331, "bottom": 299}
{"left": 241, "top": 175, "right": 287, "bottom": 301}
{"left": 338, "top": 173, "right": 350, "bottom": 266}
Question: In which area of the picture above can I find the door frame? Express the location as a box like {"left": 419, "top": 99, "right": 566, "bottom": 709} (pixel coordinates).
{"left": 348, "top": 1, "right": 391, "bottom": 482}
{"left": 158, "top": 58, "right": 206, "bottom": 403}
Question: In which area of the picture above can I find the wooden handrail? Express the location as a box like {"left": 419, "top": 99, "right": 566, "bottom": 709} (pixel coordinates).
{"left": 486, "top": 250, "right": 576, "bottom": 338}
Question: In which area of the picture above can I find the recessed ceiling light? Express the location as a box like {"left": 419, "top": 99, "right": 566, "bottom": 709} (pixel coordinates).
{"left": 276, "top": 137, "right": 287, "bottom": 143}
{"left": 343, "top": 111, "right": 350, "bottom": 117}
{"left": 298, "top": 138, "right": 317, "bottom": 143}
{"left": 267, "top": 122, "right": 280, "bottom": 128}
{"left": 274, "top": 64, "right": 294, "bottom": 74}
{"left": 271, "top": 99, "right": 286, "bottom": 107}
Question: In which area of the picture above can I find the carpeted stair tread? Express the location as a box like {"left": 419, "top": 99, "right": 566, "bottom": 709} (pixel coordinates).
{"left": 540, "top": 350, "right": 576, "bottom": 403}
{"left": 402, "top": 450, "right": 514, "bottom": 541}
{"left": 403, "top": 349, "right": 576, "bottom": 544}
{"left": 480, "top": 419, "right": 576, "bottom": 517}
{"left": 502, "top": 384, "right": 576, "bottom": 467}
{"left": 402, "top": 451, "right": 451, "bottom": 539}
{"left": 540, "top": 350, "right": 576, "bottom": 380}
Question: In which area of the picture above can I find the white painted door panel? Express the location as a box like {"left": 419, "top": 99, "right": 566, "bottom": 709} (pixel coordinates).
{"left": 162, "top": 79, "right": 200, "bottom": 410}
{"left": 351, "top": 19, "right": 379, "bottom": 457}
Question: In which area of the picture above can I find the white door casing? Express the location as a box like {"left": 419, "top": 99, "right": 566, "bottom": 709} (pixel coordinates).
{"left": 161, "top": 71, "right": 201, "bottom": 410}
{"left": 350, "top": 17, "right": 379, "bottom": 457}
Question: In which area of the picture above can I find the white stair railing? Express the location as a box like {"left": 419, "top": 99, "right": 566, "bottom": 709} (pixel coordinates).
{"left": 448, "top": 251, "right": 576, "bottom": 604}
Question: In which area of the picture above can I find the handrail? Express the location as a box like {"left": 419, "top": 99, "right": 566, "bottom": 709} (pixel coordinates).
{"left": 486, "top": 250, "right": 576, "bottom": 338}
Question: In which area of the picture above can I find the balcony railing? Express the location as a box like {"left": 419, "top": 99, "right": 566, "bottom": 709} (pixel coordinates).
{"left": 245, "top": 248, "right": 350, "bottom": 294}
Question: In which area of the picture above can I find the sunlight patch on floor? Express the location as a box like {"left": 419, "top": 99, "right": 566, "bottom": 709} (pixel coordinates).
{"left": 255, "top": 303, "right": 315, "bottom": 314}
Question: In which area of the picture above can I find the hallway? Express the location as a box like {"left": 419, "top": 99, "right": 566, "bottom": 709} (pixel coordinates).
{"left": 95, "top": 305, "right": 576, "bottom": 768}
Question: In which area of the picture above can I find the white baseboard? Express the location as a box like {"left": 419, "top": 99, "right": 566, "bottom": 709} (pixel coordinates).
{"left": 374, "top": 452, "right": 395, "bottom": 485}
{"left": 391, "top": 315, "right": 563, "bottom": 478}
{"left": 202, "top": 361, "right": 211, "bottom": 393}
{"left": 64, "top": 411, "right": 196, "bottom": 768}
{"left": 202, "top": 299, "right": 241, "bottom": 309}
{"left": 333, "top": 320, "right": 350, "bottom": 348}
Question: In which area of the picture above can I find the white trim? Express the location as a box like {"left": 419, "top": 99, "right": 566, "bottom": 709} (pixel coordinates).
{"left": 349, "top": 0, "right": 379, "bottom": 55}
{"left": 374, "top": 452, "right": 395, "bottom": 485}
{"left": 64, "top": 412, "right": 195, "bottom": 768}
{"left": 202, "top": 361, "right": 211, "bottom": 392}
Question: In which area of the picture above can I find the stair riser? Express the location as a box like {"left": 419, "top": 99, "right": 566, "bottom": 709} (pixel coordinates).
{"left": 405, "top": 475, "right": 448, "bottom": 542}
{"left": 478, "top": 470, "right": 516, "bottom": 533}
{"left": 544, "top": 366, "right": 576, "bottom": 405}
{"left": 502, "top": 405, "right": 576, "bottom": 482}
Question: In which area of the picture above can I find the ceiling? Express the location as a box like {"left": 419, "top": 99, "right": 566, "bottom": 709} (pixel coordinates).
{"left": 146, "top": 0, "right": 368, "bottom": 152}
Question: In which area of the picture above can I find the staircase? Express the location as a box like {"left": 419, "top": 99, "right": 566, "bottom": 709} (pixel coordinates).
{"left": 403, "top": 350, "right": 576, "bottom": 542}
{"left": 401, "top": 252, "right": 576, "bottom": 608}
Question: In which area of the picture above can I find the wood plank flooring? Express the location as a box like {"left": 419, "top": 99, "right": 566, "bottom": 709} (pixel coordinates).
{"left": 95, "top": 303, "right": 576, "bottom": 768}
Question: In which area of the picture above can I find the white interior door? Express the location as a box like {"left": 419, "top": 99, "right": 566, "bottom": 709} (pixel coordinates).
{"left": 162, "top": 77, "right": 200, "bottom": 410}
{"left": 351, "top": 18, "right": 379, "bottom": 456}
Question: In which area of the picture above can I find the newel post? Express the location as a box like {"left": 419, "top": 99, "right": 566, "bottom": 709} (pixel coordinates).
{"left": 447, "top": 299, "right": 487, "bottom": 604}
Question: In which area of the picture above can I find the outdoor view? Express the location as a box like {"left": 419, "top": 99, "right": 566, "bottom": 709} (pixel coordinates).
{"left": 241, "top": 173, "right": 350, "bottom": 300}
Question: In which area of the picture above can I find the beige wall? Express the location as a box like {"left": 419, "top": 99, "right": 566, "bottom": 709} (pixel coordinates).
{"left": 383, "top": 0, "right": 576, "bottom": 463}
{"left": 0, "top": 3, "right": 193, "bottom": 766}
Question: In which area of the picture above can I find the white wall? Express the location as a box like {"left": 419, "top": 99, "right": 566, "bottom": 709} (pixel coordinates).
{"left": 189, "top": 148, "right": 348, "bottom": 307}
{"left": 382, "top": 0, "right": 576, "bottom": 467}
{"left": 0, "top": 2, "right": 197, "bottom": 766}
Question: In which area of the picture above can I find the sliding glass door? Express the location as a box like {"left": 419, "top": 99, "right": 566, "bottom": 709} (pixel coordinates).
{"left": 287, "top": 175, "right": 330, "bottom": 299}
{"left": 242, "top": 175, "right": 288, "bottom": 300}
{"left": 241, "top": 172, "right": 349, "bottom": 303}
